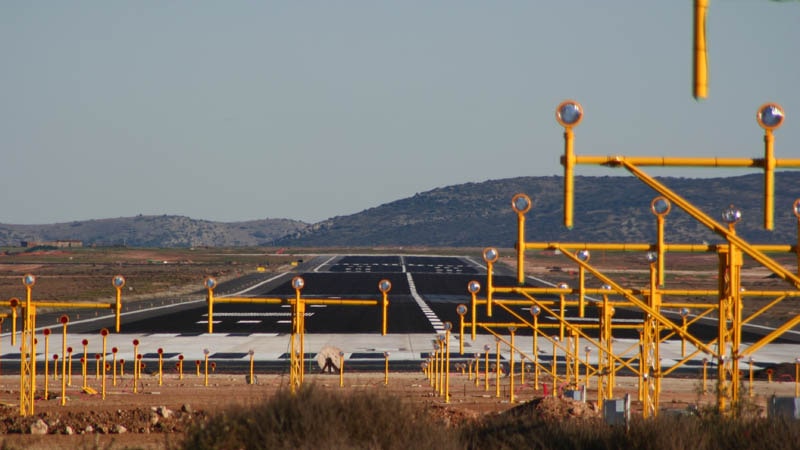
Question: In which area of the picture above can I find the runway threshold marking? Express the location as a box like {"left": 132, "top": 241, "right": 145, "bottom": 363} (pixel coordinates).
{"left": 406, "top": 272, "right": 443, "bottom": 332}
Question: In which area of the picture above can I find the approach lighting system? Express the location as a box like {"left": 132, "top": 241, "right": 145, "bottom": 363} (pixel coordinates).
{"left": 468, "top": 280, "right": 480, "bottom": 294}
{"left": 204, "top": 277, "right": 217, "bottom": 290}
{"left": 378, "top": 279, "right": 392, "bottom": 293}
{"left": 112, "top": 275, "right": 126, "bottom": 288}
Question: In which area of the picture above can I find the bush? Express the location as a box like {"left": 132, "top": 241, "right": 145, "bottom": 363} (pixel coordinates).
{"left": 182, "top": 386, "right": 462, "bottom": 450}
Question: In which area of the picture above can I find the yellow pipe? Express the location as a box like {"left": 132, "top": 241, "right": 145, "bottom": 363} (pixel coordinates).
{"left": 694, "top": 0, "right": 709, "bottom": 100}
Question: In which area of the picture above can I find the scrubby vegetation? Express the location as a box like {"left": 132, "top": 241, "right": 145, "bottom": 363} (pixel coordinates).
{"left": 183, "top": 388, "right": 800, "bottom": 450}
{"left": 181, "top": 387, "right": 461, "bottom": 450}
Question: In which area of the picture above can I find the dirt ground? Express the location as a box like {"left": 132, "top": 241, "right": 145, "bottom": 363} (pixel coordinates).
{"left": 1, "top": 369, "right": 798, "bottom": 450}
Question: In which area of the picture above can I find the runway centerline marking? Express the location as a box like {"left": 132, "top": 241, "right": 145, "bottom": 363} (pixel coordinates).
{"left": 406, "top": 272, "right": 443, "bottom": 332}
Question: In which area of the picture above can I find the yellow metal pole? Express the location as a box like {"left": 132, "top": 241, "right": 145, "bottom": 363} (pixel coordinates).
{"left": 439, "top": 339, "right": 445, "bottom": 397}
{"left": 563, "top": 127, "right": 575, "bottom": 229}
{"left": 495, "top": 338, "right": 501, "bottom": 398}
{"left": 509, "top": 328, "right": 516, "bottom": 403}
{"left": 693, "top": 0, "right": 709, "bottom": 100}
{"left": 112, "top": 347, "right": 118, "bottom": 387}
{"left": 10, "top": 298, "right": 18, "bottom": 347}
{"left": 384, "top": 352, "right": 390, "bottom": 386}
{"left": 43, "top": 328, "right": 51, "bottom": 400}
{"left": 795, "top": 359, "right": 800, "bottom": 398}
{"left": 178, "top": 355, "right": 184, "bottom": 380}
{"left": 60, "top": 316, "right": 68, "bottom": 406}
{"left": 132, "top": 339, "right": 139, "bottom": 394}
{"left": 204, "top": 277, "right": 217, "bottom": 334}
{"left": 204, "top": 349, "right": 210, "bottom": 387}
{"left": 445, "top": 329, "right": 451, "bottom": 403}
{"left": 382, "top": 291, "right": 389, "bottom": 336}
{"left": 702, "top": 358, "right": 708, "bottom": 395}
{"left": 470, "top": 285, "right": 478, "bottom": 340}
{"left": 67, "top": 347, "right": 73, "bottom": 387}
{"left": 516, "top": 211, "right": 526, "bottom": 285}
{"left": 532, "top": 311, "right": 540, "bottom": 390}
{"left": 584, "top": 347, "right": 590, "bottom": 389}
{"left": 484, "top": 346, "right": 490, "bottom": 391}
{"left": 249, "top": 350, "right": 255, "bottom": 384}
{"left": 474, "top": 354, "right": 480, "bottom": 386}
{"left": 81, "top": 339, "right": 89, "bottom": 390}
{"left": 339, "top": 352, "right": 345, "bottom": 388}
{"left": 487, "top": 261, "right": 494, "bottom": 317}
{"left": 578, "top": 267, "right": 586, "bottom": 318}
{"left": 157, "top": 348, "right": 164, "bottom": 386}
{"left": 101, "top": 329, "right": 108, "bottom": 400}
{"left": 113, "top": 275, "right": 125, "bottom": 333}
{"left": 764, "top": 129, "right": 775, "bottom": 230}
{"left": 552, "top": 337, "right": 558, "bottom": 397}
{"left": 657, "top": 213, "right": 666, "bottom": 286}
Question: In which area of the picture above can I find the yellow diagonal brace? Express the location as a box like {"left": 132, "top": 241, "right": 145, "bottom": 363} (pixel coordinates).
{"left": 620, "top": 160, "right": 800, "bottom": 289}
{"left": 557, "top": 245, "right": 717, "bottom": 356}
{"left": 741, "top": 314, "right": 800, "bottom": 358}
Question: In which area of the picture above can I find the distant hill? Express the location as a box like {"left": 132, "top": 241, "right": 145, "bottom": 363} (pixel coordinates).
{"left": 0, "top": 216, "right": 308, "bottom": 248}
{"left": 2, "top": 173, "right": 799, "bottom": 248}
{"left": 276, "top": 172, "right": 800, "bottom": 247}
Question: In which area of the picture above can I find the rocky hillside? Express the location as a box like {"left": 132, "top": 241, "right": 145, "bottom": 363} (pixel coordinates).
{"left": 276, "top": 172, "right": 800, "bottom": 247}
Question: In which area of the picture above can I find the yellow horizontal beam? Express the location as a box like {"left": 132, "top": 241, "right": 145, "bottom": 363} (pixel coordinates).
{"left": 305, "top": 299, "right": 378, "bottom": 306}
{"left": 215, "top": 297, "right": 283, "bottom": 304}
{"left": 215, "top": 297, "right": 378, "bottom": 306}
{"left": 24, "top": 301, "right": 114, "bottom": 310}
{"left": 524, "top": 242, "right": 794, "bottom": 253}
{"left": 575, "top": 155, "right": 800, "bottom": 169}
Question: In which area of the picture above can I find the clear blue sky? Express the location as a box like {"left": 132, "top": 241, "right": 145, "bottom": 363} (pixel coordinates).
{"left": 1, "top": 1, "right": 798, "bottom": 225}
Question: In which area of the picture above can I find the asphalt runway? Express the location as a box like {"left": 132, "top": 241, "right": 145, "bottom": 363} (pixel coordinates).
{"left": 3, "top": 254, "right": 800, "bottom": 374}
